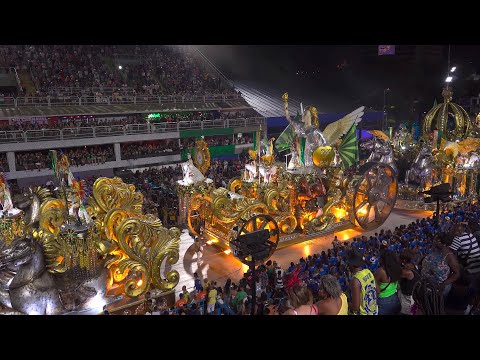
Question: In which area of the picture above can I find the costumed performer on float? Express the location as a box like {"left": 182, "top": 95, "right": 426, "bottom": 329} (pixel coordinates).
{"left": 0, "top": 173, "right": 14, "bottom": 212}
{"left": 276, "top": 92, "right": 365, "bottom": 170}
{"left": 177, "top": 152, "right": 213, "bottom": 186}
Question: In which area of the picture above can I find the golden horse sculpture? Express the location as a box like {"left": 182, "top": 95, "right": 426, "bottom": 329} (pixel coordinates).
{"left": 33, "top": 177, "right": 181, "bottom": 298}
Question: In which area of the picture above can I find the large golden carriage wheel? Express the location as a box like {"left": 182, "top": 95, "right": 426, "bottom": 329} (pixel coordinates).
{"left": 237, "top": 214, "right": 280, "bottom": 266}
{"left": 352, "top": 163, "right": 397, "bottom": 231}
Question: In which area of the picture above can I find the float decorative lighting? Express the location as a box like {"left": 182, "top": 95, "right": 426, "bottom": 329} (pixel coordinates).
{"left": 333, "top": 207, "right": 347, "bottom": 220}
{"left": 303, "top": 245, "right": 310, "bottom": 256}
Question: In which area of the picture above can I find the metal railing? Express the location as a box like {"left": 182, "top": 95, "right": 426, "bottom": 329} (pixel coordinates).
{"left": 43, "top": 86, "right": 138, "bottom": 96}
{"left": 0, "top": 117, "right": 264, "bottom": 144}
{"left": 0, "top": 93, "right": 243, "bottom": 108}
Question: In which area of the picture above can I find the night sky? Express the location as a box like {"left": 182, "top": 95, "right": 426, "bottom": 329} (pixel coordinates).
{"left": 197, "top": 45, "right": 480, "bottom": 118}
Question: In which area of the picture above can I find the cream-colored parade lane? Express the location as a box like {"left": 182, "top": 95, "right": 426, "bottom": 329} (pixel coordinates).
{"left": 104, "top": 208, "right": 430, "bottom": 314}
{"left": 175, "top": 208, "right": 431, "bottom": 291}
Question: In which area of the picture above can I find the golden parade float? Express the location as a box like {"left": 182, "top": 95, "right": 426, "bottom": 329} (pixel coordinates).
{"left": 394, "top": 86, "right": 480, "bottom": 210}
{"left": 0, "top": 151, "right": 181, "bottom": 315}
{"left": 179, "top": 93, "right": 398, "bottom": 258}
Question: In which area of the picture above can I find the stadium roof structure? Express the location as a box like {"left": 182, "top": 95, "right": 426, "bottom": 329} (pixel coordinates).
{"left": 233, "top": 82, "right": 303, "bottom": 118}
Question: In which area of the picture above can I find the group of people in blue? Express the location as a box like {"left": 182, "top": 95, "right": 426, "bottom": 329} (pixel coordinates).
{"left": 284, "top": 201, "right": 480, "bottom": 314}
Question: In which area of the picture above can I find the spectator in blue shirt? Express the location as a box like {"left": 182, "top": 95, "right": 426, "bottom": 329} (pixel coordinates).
{"left": 194, "top": 272, "right": 202, "bottom": 291}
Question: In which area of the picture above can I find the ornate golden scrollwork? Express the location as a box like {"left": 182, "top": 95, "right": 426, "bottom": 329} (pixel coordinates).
{"left": 86, "top": 177, "right": 181, "bottom": 298}
{"left": 211, "top": 188, "right": 268, "bottom": 223}
{"left": 105, "top": 210, "right": 181, "bottom": 297}
{"left": 193, "top": 139, "right": 211, "bottom": 175}
{"left": 304, "top": 187, "right": 343, "bottom": 234}
{"left": 276, "top": 214, "right": 297, "bottom": 234}
{"left": 229, "top": 178, "right": 243, "bottom": 194}
{"left": 88, "top": 177, "right": 143, "bottom": 220}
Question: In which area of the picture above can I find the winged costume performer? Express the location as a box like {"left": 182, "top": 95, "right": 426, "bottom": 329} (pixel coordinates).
{"left": 276, "top": 92, "right": 365, "bottom": 168}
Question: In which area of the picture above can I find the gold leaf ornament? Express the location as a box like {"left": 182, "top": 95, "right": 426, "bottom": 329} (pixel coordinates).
{"left": 115, "top": 215, "right": 181, "bottom": 297}
{"left": 89, "top": 177, "right": 143, "bottom": 220}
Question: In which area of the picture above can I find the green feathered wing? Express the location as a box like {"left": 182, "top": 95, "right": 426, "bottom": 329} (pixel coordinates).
{"left": 338, "top": 124, "right": 358, "bottom": 169}
{"left": 275, "top": 113, "right": 301, "bottom": 152}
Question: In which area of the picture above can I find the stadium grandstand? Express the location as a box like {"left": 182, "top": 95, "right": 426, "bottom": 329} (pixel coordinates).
{"left": 0, "top": 42, "right": 384, "bottom": 224}
{"left": 0, "top": 46, "right": 266, "bottom": 188}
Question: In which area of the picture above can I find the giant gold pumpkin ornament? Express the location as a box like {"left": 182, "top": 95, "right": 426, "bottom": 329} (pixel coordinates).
{"left": 312, "top": 146, "right": 335, "bottom": 169}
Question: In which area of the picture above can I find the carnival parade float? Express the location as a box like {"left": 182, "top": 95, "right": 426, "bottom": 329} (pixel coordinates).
{"left": 0, "top": 151, "right": 181, "bottom": 314}
{"left": 393, "top": 86, "right": 480, "bottom": 210}
{"left": 179, "top": 93, "right": 398, "bottom": 259}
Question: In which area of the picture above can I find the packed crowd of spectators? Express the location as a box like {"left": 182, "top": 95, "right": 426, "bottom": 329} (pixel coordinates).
{"left": 147, "top": 200, "right": 480, "bottom": 315}
{"left": 205, "top": 159, "right": 245, "bottom": 188}
{"left": 79, "top": 157, "right": 247, "bottom": 227}
{"left": 181, "top": 136, "right": 232, "bottom": 149}
{"left": 0, "top": 91, "right": 17, "bottom": 99}
{"left": 15, "top": 145, "right": 114, "bottom": 170}
{"left": 0, "top": 153, "right": 7, "bottom": 172}
{"left": 181, "top": 134, "right": 254, "bottom": 150}
{"left": 79, "top": 166, "right": 183, "bottom": 225}
{"left": 0, "top": 45, "right": 238, "bottom": 98}
{"left": 234, "top": 134, "right": 253, "bottom": 145}
{"left": 121, "top": 140, "right": 180, "bottom": 160}
{"left": 0, "top": 110, "right": 258, "bottom": 134}
{"left": 0, "top": 45, "right": 121, "bottom": 95}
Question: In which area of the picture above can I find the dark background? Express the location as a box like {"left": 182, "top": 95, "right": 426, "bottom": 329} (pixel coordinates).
{"left": 198, "top": 45, "right": 480, "bottom": 119}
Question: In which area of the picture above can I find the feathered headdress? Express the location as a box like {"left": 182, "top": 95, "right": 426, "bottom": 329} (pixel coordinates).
{"left": 284, "top": 266, "right": 303, "bottom": 290}
{"left": 72, "top": 179, "right": 86, "bottom": 201}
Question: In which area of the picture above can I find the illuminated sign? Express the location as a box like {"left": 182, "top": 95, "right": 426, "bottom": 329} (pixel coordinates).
{"left": 147, "top": 113, "right": 161, "bottom": 119}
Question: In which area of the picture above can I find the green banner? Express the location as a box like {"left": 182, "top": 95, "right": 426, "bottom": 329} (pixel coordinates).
{"left": 180, "top": 128, "right": 234, "bottom": 138}
{"left": 210, "top": 145, "right": 236, "bottom": 158}
{"left": 181, "top": 145, "right": 236, "bottom": 161}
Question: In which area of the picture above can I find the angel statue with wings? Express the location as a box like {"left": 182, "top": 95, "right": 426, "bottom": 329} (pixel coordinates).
{"left": 277, "top": 92, "right": 365, "bottom": 169}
